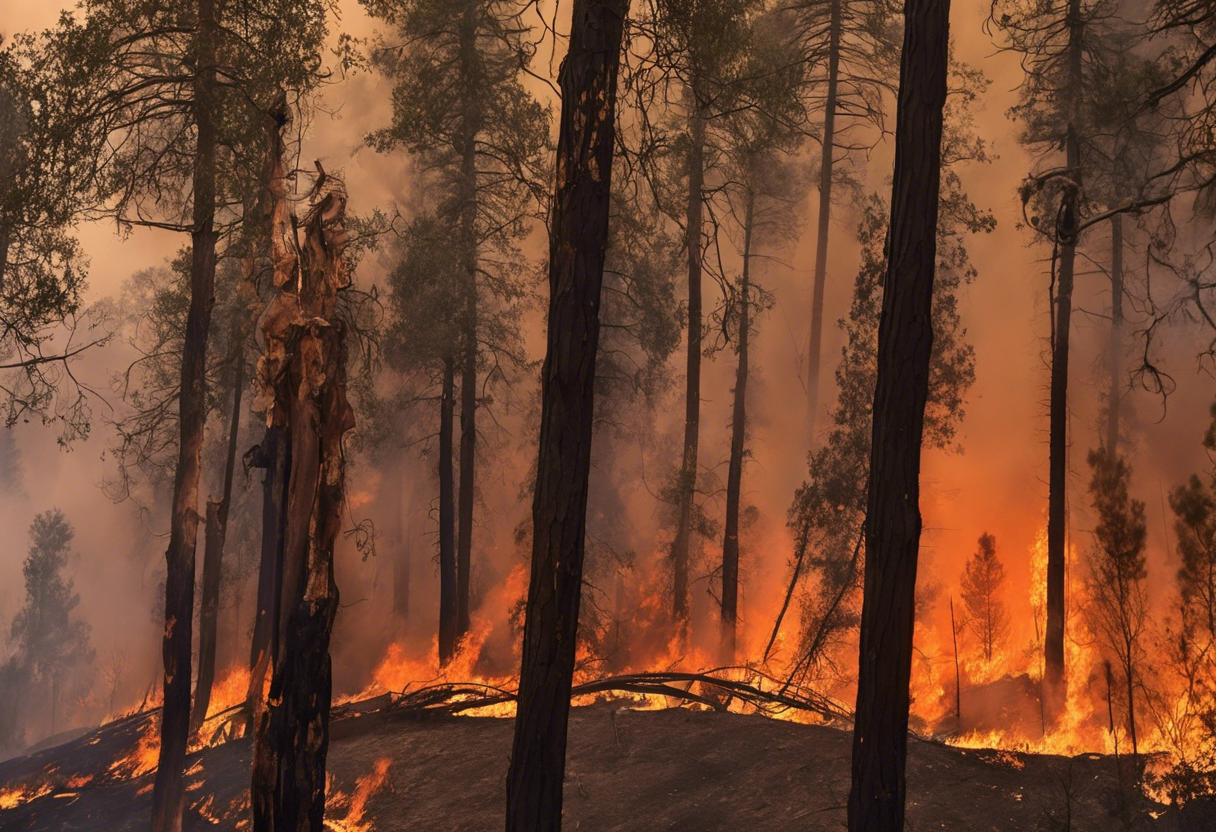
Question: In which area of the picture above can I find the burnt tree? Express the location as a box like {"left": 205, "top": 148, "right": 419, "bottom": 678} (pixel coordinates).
{"left": 505, "top": 0, "right": 628, "bottom": 828}
{"left": 249, "top": 114, "right": 355, "bottom": 831}
{"left": 847, "top": 0, "right": 949, "bottom": 828}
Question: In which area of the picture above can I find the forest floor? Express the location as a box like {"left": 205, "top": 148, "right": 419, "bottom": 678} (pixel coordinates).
{"left": 0, "top": 701, "right": 1202, "bottom": 831}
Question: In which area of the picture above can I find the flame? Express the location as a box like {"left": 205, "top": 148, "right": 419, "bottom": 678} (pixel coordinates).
{"left": 107, "top": 719, "right": 160, "bottom": 780}
{"left": 324, "top": 758, "right": 392, "bottom": 832}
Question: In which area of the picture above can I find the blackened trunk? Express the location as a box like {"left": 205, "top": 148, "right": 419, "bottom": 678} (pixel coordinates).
{"left": 847, "top": 1, "right": 949, "bottom": 829}
{"left": 439, "top": 357, "right": 459, "bottom": 665}
{"left": 505, "top": 1, "right": 627, "bottom": 827}
{"left": 151, "top": 0, "right": 218, "bottom": 828}
{"left": 1107, "top": 214, "right": 1123, "bottom": 453}
{"left": 721, "top": 190, "right": 753, "bottom": 663}
{"left": 192, "top": 354, "right": 243, "bottom": 737}
{"left": 806, "top": 0, "right": 841, "bottom": 441}
{"left": 247, "top": 426, "right": 288, "bottom": 718}
{"left": 458, "top": 338, "right": 476, "bottom": 641}
{"left": 1045, "top": 0, "right": 1083, "bottom": 708}
{"left": 672, "top": 90, "right": 705, "bottom": 634}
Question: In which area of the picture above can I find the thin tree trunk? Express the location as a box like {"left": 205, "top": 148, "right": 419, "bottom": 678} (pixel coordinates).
{"left": 192, "top": 354, "right": 244, "bottom": 738}
{"left": 151, "top": 0, "right": 218, "bottom": 827}
{"left": 1125, "top": 648, "right": 1138, "bottom": 756}
{"left": 720, "top": 189, "right": 753, "bottom": 664}
{"left": 847, "top": 0, "right": 949, "bottom": 828}
{"left": 806, "top": 0, "right": 840, "bottom": 441}
{"left": 250, "top": 152, "right": 354, "bottom": 832}
{"left": 438, "top": 356, "right": 459, "bottom": 665}
{"left": 505, "top": 1, "right": 627, "bottom": 827}
{"left": 456, "top": 14, "right": 480, "bottom": 646}
{"left": 950, "top": 596, "right": 961, "bottom": 723}
{"left": 672, "top": 88, "right": 705, "bottom": 635}
{"left": 1045, "top": 0, "right": 1083, "bottom": 712}
{"left": 1107, "top": 214, "right": 1122, "bottom": 453}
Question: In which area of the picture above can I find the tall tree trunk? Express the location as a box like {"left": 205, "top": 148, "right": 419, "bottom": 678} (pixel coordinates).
{"left": 438, "top": 356, "right": 459, "bottom": 666}
{"left": 720, "top": 189, "right": 753, "bottom": 664}
{"left": 1045, "top": 0, "right": 1083, "bottom": 711}
{"left": 192, "top": 353, "right": 244, "bottom": 738}
{"left": 250, "top": 147, "right": 354, "bottom": 832}
{"left": 672, "top": 87, "right": 705, "bottom": 635}
{"left": 1107, "top": 214, "right": 1123, "bottom": 453}
{"left": 505, "top": 1, "right": 627, "bottom": 827}
{"left": 806, "top": 0, "right": 841, "bottom": 441}
{"left": 847, "top": 0, "right": 949, "bottom": 828}
{"left": 151, "top": 0, "right": 218, "bottom": 828}
{"left": 456, "top": 14, "right": 480, "bottom": 646}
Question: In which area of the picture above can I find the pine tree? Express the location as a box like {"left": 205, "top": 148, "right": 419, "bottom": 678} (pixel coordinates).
{"left": 9, "top": 509, "right": 93, "bottom": 741}
{"left": 959, "top": 532, "right": 1009, "bottom": 663}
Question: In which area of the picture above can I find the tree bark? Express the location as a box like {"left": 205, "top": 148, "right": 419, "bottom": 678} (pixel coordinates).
{"left": 505, "top": 1, "right": 627, "bottom": 827}
{"left": 806, "top": 0, "right": 840, "bottom": 442}
{"left": 672, "top": 87, "right": 705, "bottom": 636}
{"left": 438, "top": 356, "right": 459, "bottom": 665}
{"left": 847, "top": 0, "right": 949, "bottom": 829}
{"left": 720, "top": 189, "right": 753, "bottom": 664}
{"left": 250, "top": 145, "right": 354, "bottom": 832}
{"left": 1045, "top": 0, "right": 1083, "bottom": 711}
{"left": 246, "top": 425, "right": 288, "bottom": 722}
{"left": 458, "top": 338, "right": 476, "bottom": 640}
{"left": 192, "top": 352, "right": 244, "bottom": 738}
{"left": 1107, "top": 213, "right": 1122, "bottom": 453}
{"left": 150, "top": 0, "right": 218, "bottom": 828}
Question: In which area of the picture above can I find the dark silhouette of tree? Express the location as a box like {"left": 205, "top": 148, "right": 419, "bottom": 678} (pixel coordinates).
{"left": 847, "top": 0, "right": 950, "bottom": 827}
{"left": 960, "top": 532, "right": 1009, "bottom": 663}
{"left": 505, "top": 0, "right": 627, "bottom": 827}
{"left": 364, "top": 0, "right": 549, "bottom": 661}
{"left": 1170, "top": 405, "right": 1216, "bottom": 641}
{"left": 7, "top": 509, "right": 93, "bottom": 743}
{"left": 1084, "top": 446, "right": 1149, "bottom": 756}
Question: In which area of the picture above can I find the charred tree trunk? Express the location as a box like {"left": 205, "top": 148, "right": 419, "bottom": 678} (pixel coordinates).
{"left": 672, "top": 89, "right": 705, "bottom": 636}
{"left": 151, "top": 0, "right": 218, "bottom": 828}
{"left": 806, "top": 0, "right": 841, "bottom": 441}
{"left": 1045, "top": 0, "right": 1083, "bottom": 711}
{"left": 1107, "top": 214, "right": 1123, "bottom": 453}
{"left": 192, "top": 352, "right": 244, "bottom": 738}
{"left": 720, "top": 189, "right": 753, "bottom": 664}
{"left": 247, "top": 425, "right": 288, "bottom": 719}
{"left": 438, "top": 356, "right": 459, "bottom": 666}
{"left": 847, "top": 0, "right": 949, "bottom": 829}
{"left": 250, "top": 129, "right": 354, "bottom": 831}
{"left": 458, "top": 336, "right": 476, "bottom": 641}
{"left": 456, "top": 14, "right": 480, "bottom": 647}
{"left": 505, "top": 1, "right": 627, "bottom": 827}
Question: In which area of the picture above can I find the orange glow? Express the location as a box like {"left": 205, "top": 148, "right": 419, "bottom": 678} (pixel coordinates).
{"left": 325, "top": 758, "right": 393, "bottom": 832}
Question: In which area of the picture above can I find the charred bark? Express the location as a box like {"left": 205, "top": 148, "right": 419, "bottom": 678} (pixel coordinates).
{"left": 806, "top": 0, "right": 841, "bottom": 440}
{"left": 150, "top": 0, "right": 219, "bottom": 828}
{"left": 439, "top": 356, "right": 458, "bottom": 666}
{"left": 192, "top": 352, "right": 244, "bottom": 738}
{"left": 720, "top": 189, "right": 753, "bottom": 663}
{"left": 247, "top": 426, "right": 288, "bottom": 711}
{"left": 505, "top": 1, "right": 627, "bottom": 827}
{"left": 1045, "top": 0, "right": 1083, "bottom": 709}
{"left": 672, "top": 90, "right": 705, "bottom": 636}
{"left": 847, "top": 0, "right": 949, "bottom": 829}
{"left": 249, "top": 105, "right": 355, "bottom": 831}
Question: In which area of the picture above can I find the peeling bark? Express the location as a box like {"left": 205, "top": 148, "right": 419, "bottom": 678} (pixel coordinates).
{"left": 506, "top": 1, "right": 628, "bottom": 827}
{"left": 250, "top": 104, "right": 354, "bottom": 832}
